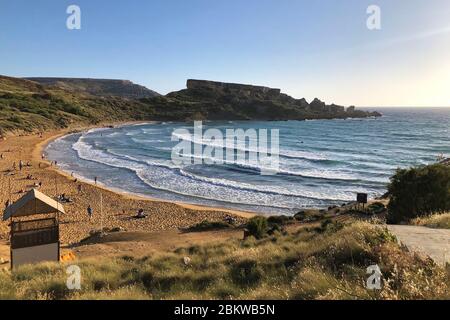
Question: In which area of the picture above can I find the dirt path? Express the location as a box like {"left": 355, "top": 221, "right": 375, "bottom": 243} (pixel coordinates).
{"left": 387, "top": 225, "right": 450, "bottom": 266}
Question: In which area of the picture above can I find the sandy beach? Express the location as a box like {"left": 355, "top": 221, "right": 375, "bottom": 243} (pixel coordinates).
{"left": 0, "top": 125, "right": 253, "bottom": 245}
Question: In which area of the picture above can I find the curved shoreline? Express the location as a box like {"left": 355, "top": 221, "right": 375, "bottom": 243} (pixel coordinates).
{"left": 35, "top": 126, "right": 257, "bottom": 219}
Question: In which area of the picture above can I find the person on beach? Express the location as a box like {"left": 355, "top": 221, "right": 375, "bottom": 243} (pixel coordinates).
{"left": 87, "top": 205, "right": 93, "bottom": 221}
{"left": 94, "top": 177, "right": 98, "bottom": 185}
{"left": 136, "top": 208, "right": 147, "bottom": 219}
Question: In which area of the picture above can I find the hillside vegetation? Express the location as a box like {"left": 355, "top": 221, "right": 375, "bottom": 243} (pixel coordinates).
{"left": 1, "top": 221, "right": 448, "bottom": 300}
{"left": 411, "top": 212, "right": 450, "bottom": 229}
{"left": 0, "top": 76, "right": 380, "bottom": 135}
{"left": 26, "top": 78, "right": 160, "bottom": 99}
{"left": 0, "top": 76, "right": 156, "bottom": 135}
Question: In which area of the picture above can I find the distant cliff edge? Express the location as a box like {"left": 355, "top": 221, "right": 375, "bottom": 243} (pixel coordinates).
{"left": 26, "top": 77, "right": 160, "bottom": 99}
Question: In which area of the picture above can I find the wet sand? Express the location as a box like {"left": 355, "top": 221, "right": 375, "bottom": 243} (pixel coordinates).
{"left": 0, "top": 126, "right": 254, "bottom": 245}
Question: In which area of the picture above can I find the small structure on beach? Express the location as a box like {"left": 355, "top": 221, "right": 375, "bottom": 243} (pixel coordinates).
{"left": 3, "top": 189, "right": 64, "bottom": 269}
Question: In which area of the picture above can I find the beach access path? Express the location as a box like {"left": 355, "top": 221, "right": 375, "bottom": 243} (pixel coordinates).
{"left": 387, "top": 225, "right": 450, "bottom": 266}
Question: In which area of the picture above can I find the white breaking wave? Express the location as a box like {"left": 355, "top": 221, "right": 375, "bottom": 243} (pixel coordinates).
{"left": 176, "top": 152, "right": 385, "bottom": 182}
{"left": 71, "top": 135, "right": 366, "bottom": 205}
{"left": 172, "top": 132, "right": 327, "bottom": 161}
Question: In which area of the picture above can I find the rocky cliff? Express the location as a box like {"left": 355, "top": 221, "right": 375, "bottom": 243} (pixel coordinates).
{"left": 151, "top": 79, "right": 381, "bottom": 121}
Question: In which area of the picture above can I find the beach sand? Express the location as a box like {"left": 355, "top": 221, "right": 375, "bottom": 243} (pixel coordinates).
{"left": 0, "top": 127, "right": 254, "bottom": 245}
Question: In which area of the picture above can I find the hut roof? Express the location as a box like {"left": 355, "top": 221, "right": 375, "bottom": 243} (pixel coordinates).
{"left": 3, "top": 189, "right": 65, "bottom": 221}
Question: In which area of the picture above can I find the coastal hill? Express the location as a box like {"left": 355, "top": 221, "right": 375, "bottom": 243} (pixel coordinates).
{"left": 25, "top": 77, "right": 160, "bottom": 99}
{"left": 0, "top": 75, "right": 380, "bottom": 135}
{"left": 151, "top": 79, "right": 381, "bottom": 121}
{"left": 0, "top": 75, "right": 156, "bottom": 135}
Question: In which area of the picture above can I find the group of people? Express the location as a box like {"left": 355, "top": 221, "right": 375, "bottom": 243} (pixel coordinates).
{"left": 26, "top": 174, "right": 37, "bottom": 180}
{"left": 57, "top": 193, "right": 73, "bottom": 203}
{"left": 13, "top": 160, "right": 32, "bottom": 171}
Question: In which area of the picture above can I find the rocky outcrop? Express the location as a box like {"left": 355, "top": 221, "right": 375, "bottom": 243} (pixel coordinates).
{"left": 26, "top": 77, "right": 160, "bottom": 99}
{"left": 159, "top": 80, "right": 381, "bottom": 121}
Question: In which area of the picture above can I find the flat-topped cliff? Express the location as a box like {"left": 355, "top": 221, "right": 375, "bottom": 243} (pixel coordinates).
{"left": 187, "top": 79, "right": 281, "bottom": 96}
{"left": 156, "top": 79, "right": 381, "bottom": 121}
{"left": 26, "top": 77, "right": 160, "bottom": 99}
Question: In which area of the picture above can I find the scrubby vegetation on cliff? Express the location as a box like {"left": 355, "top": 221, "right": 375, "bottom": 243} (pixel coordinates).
{"left": 0, "top": 76, "right": 156, "bottom": 135}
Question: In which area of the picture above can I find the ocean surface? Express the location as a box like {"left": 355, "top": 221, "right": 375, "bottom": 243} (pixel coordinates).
{"left": 46, "top": 108, "right": 450, "bottom": 215}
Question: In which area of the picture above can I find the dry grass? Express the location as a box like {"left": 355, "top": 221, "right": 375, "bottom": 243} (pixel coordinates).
{"left": 0, "top": 221, "right": 448, "bottom": 300}
{"left": 411, "top": 212, "right": 450, "bottom": 229}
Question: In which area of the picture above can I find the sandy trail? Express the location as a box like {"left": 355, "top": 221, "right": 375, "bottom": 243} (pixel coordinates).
{"left": 387, "top": 225, "right": 450, "bottom": 266}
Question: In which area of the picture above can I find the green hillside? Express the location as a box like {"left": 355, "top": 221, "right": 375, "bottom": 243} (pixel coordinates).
{"left": 0, "top": 76, "right": 155, "bottom": 135}
{"left": 0, "top": 76, "right": 381, "bottom": 135}
{"left": 26, "top": 78, "right": 160, "bottom": 99}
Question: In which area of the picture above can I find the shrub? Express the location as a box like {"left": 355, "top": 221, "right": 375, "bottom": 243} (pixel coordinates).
{"left": 267, "top": 215, "right": 293, "bottom": 225}
{"left": 294, "top": 210, "right": 323, "bottom": 222}
{"left": 246, "top": 216, "right": 268, "bottom": 239}
{"left": 8, "top": 115, "right": 23, "bottom": 124}
{"left": 186, "top": 220, "right": 233, "bottom": 232}
{"left": 230, "top": 259, "right": 263, "bottom": 287}
{"left": 367, "top": 202, "right": 386, "bottom": 215}
{"left": 387, "top": 164, "right": 450, "bottom": 223}
{"left": 315, "top": 219, "right": 344, "bottom": 234}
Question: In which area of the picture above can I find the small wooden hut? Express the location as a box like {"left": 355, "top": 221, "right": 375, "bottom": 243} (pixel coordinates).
{"left": 3, "top": 189, "right": 65, "bottom": 269}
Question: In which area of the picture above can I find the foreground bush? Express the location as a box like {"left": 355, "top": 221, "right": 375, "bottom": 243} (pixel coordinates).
{"left": 185, "top": 220, "right": 233, "bottom": 232}
{"left": 387, "top": 164, "right": 450, "bottom": 223}
{"left": 0, "top": 221, "right": 448, "bottom": 300}
{"left": 246, "top": 216, "right": 268, "bottom": 239}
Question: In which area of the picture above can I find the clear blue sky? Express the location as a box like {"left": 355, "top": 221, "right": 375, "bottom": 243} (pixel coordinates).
{"left": 1, "top": 0, "right": 449, "bottom": 106}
